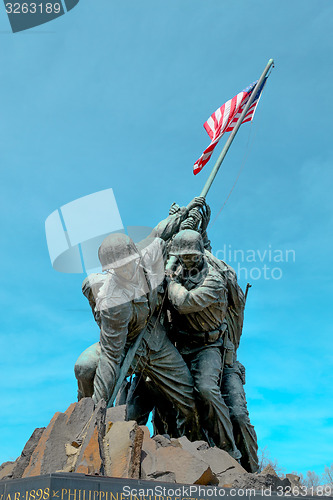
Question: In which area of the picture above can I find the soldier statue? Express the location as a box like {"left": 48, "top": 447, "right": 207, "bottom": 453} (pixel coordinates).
{"left": 124, "top": 203, "right": 259, "bottom": 471}
{"left": 167, "top": 228, "right": 259, "bottom": 471}
{"left": 74, "top": 198, "right": 207, "bottom": 437}
{"left": 166, "top": 229, "right": 241, "bottom": 460}
{"left": 75, "top": 196, "right": 259, "bottom": 470}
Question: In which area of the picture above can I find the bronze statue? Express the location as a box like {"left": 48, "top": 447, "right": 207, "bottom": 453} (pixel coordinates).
{"left": 166, "top": 229, "right": 241, "bottom": 460}
{"left": 74, "top": 198, "right": 206, "bottom": 437}
{"left": 74, "top": 197, "right": 259, "bottom": 470}
{"left": 168, "top": 226, "right": 258, "bottom": 471}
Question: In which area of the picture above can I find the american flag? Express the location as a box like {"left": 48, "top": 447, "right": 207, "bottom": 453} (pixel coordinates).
{"left": 193, "top": 78, "right": 267, "bottom": 175}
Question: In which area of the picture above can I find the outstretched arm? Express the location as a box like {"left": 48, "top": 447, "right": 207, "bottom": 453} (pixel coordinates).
{"left": 168, "top": 273, "right": 227, "bottom": 314}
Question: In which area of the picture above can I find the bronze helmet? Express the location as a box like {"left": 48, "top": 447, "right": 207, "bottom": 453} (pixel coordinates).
{"left": 98, "top": 233, "right": 140, "bottom": 271}
{"left": 169, "top": 229, "right": 204, "bottom": 256}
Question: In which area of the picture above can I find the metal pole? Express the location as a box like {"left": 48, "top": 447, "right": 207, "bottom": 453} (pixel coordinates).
{"left": 245, "top": 282, "right": 252, "bottom": 302}
{"left": 200, "top": 58, "right": 274, "bottom": 199}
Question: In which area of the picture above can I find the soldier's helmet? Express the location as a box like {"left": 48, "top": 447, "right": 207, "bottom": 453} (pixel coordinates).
{"left": 169, "top": 229, "right": 205, "bottom": 256}
{"left": 98, "top": 233, "right": 140, "bottom": 272}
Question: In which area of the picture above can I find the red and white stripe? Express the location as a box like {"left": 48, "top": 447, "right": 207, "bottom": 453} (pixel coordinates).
{"left": 193, "top": 82, "right": 262, "bottom": 175}
{"left": 225, "top": 99, "right": 260, "bottom": 133}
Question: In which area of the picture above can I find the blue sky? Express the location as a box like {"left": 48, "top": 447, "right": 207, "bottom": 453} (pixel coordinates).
{"left": 0, "top": 0, "right": 332, "bottom": 477}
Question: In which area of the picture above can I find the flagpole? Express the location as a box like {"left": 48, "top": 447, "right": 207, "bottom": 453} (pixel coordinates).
{"left": 200, "top": 58, "right": 274, "bottom": 199}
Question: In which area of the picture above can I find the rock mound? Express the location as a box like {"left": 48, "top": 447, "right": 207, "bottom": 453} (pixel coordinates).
{"left": 0, "top": 399, "right": 293, "bottom": 491}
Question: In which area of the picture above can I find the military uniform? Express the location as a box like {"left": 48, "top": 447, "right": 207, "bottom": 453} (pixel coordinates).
{"left": 75, "top": 207, "right": 201, "bottom": 436}
{"left": 203, "top": 252, "right": 259, "bottom": 473}
{"left": 221, "top": 359, "right": 258, "bottom": 472}
{"left": 167, "top": 230, "right": 241, "bottom": 460}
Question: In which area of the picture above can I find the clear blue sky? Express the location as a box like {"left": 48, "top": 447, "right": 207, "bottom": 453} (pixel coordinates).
{"left": 0, "top": 0, "right": 332, "bottom": 477}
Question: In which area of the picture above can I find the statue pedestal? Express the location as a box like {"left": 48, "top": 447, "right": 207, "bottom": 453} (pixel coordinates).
{"left": 0, "top": 472, "right": 301, "bottom": 500}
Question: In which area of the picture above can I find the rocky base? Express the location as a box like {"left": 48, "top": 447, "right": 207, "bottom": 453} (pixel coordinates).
{"left": 0, "top": 399, "right": 298, "bottom": 491}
